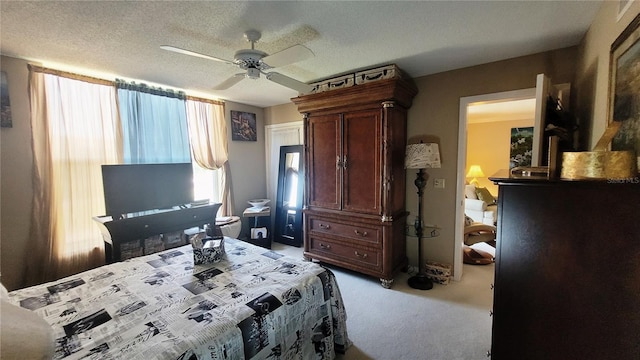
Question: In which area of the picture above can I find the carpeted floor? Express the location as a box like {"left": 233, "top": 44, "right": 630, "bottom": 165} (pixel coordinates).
{"left": 271, "top": 242, "right": 495, "bottom": 360}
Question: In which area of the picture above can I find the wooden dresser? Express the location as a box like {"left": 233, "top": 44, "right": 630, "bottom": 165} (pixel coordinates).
{"left": 489, "top": 175, "right": 640, "bottom": 359}
{"left": 292, "top": 78, "right": 417, "bottom": 288}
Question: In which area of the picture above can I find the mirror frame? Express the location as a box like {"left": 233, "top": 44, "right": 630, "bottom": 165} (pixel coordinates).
{"left": 273, "top": 145, "right": 304, "bottom": 247}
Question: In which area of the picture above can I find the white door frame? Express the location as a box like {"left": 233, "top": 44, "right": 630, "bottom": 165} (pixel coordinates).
{"left": 265, "top": 121, "right": 304, "bottom": 203}
{"left": 454, "top": 88, "right": 535, "bottom": 281}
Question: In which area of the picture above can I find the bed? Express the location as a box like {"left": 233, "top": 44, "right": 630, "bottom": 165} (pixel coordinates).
{"left": 3, "top": 237, "right": 350, "bottom": 359}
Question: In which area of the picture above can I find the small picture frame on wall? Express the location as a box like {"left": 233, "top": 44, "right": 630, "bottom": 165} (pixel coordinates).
{"left": 231, "top": 110, "right": 257, "bottom": 141}
{"left": 608, "top": 12, "right": 640, "bottom": 170}
{"left": 1, "top": 71, "right": 12, "bottom": 128}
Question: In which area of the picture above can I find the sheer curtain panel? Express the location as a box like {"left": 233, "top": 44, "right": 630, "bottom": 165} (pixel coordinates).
{"left": 116, "top": 81, "right": 190, "bottom": 164}
{"left": 185, "top": 98, "right": 233, "bottom": 215}
{"left": 27, "top": 67, "right": 122, "bottom": 286}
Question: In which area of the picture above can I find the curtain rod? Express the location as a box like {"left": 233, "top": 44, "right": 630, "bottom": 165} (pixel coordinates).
{"left": 186, "top": 95, "right": 225, "bottom": 106}
{"left": 27, "top": 64, "right": 225, "bottom": 105}
{"left": 28, "top": 64, "right": 114, "bottom": 86}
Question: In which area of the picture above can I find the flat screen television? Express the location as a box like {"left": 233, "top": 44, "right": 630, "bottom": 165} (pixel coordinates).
{"left": 101, "top": 163, "right": 194, "bottom": 218}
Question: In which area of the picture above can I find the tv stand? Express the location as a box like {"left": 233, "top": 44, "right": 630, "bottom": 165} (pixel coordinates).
{"left": 94, "top": 203, "right": 221, "bottom": 263}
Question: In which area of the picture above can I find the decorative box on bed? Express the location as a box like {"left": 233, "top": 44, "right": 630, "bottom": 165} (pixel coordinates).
{"left": 6, "top": 238, "right": 350, "bottom": 359}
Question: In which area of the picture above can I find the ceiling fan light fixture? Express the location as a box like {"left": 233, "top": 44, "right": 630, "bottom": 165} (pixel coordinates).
{"left": 163, "top": 29, "right": 314, "bottom": 92}
{"left": 246, "top": 68, "right": 261, "bottom": 79}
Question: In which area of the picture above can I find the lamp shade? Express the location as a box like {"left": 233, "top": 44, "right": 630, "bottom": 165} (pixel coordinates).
{"left": 405, "top": 143, "right": 441, "bottom": 169}
{"left": 466, "top": 165, "right": 485, "bottom": 178}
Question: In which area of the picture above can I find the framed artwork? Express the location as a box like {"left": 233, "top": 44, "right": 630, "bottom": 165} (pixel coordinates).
{"left": 609, "top": 12, "right": 640, "bottom": 170}
{"left": 231, "top": 110, "right": 257, "bottom": 141}
{"left": 509, "top": 127, "right": 534, "bottom": 169}
{"left": 1, "top": 71, "right": 11, "bottom": 128}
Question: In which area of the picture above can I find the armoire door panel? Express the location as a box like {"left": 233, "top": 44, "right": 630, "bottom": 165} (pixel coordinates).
{"left": 308, "top": 114, "right": 341, "bottom": 210}
{"left": 342, "top": 110, "right": 381, "bottom": 214}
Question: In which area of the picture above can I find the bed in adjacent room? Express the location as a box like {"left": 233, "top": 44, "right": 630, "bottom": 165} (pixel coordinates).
{"left": 3, "top": 237, "right": 350, "bottom": 359}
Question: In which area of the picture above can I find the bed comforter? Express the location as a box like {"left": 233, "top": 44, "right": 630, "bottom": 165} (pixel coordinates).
{"left": 6, "top": 237, "right": 350, "bottom": 359}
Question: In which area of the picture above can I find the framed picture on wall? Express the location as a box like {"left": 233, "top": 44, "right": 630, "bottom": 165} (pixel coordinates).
{"left": 231, "top": 110, "right": 257, "bottom": 141}
{"left": 609, "top": 12, "right": 640, "bottom": 171}
{"left": 1, "top": 71, "right": 12, "bottom": 128}
{"left": 509, "top": 127, "right": 534, "bottom": 169}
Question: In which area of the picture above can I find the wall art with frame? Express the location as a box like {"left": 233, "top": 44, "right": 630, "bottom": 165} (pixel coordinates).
{"left": 231, "top": 110, "right": 257, "bottom": 141}
{"left": 609, "top": 12, "right": 640, "bottom": 171}
{"left": 1, "top": 71, "right": 11, "bottom": 128}
{"left": 509, "top": 127, "right": 534, "bottom": 169}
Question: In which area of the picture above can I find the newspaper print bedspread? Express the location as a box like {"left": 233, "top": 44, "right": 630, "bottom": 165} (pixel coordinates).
{"left": 7, "top": 237, "right": 351, "bottom": 359}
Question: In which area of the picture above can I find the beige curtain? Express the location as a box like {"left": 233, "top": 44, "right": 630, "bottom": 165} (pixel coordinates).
{"left": 26, "top": 66, "right": 122, "bottom": 286}
{"left": 185, "top": 98, "right": 233, "bottom": 215}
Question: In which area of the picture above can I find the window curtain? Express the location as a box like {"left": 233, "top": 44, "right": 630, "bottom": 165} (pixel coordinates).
{"left": 26, "top": 66, "right": 122, "bottom": 286}
{"left": 116, "top": 80, "right": 190, "bottom": 164}
{"left": 185, "top": 98, "right": 233, "bottom": 215}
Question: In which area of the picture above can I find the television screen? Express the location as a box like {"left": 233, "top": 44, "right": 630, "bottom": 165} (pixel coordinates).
{"left": 101, "top": 163, "right": 194, "bottom": 217}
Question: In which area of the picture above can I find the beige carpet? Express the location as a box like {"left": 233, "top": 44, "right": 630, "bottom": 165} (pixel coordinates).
{"left": 271, "top": 242, "right": 495, "bottom": 360}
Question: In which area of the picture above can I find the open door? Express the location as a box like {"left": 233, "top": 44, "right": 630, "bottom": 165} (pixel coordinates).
{"left": 531, "top": 74, "right": 571, "bottom": 166}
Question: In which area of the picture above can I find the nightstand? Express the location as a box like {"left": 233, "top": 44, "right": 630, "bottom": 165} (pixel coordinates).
{"left": 242, "top": 207, "right": 271, "bottom": 249}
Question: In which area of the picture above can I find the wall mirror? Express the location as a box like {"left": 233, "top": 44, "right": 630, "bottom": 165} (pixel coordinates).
{"left": 274, "top": 145, "right": 304, "bottom": 247}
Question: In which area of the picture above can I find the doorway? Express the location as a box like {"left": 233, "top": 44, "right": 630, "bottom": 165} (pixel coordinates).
{"left": 454, "top": 88, "right": 535, "bottom": 281}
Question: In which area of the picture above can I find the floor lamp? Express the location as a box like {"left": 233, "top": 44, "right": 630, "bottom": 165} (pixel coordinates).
{"left": 405, "top": 142, "right": 441, "bottom": 290}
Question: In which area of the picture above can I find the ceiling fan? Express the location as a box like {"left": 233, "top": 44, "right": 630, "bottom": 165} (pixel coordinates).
{"left": 161, "top": 30, "right": 314, "bottom": 93}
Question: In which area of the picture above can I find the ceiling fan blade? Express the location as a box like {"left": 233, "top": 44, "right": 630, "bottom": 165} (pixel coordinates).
{"left": 265, "top": 72, "right": 313, "bottom": 94}
{"left": 160, "top": 45, "right": 233, "bottom": 64}
{"left": 213, "top": 73, "right": 245, "bottom": 90}
{"left": 262, "top": 44, "right": 314, "bottom": 68}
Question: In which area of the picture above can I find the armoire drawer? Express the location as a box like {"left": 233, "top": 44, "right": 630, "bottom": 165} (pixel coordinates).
{"left": 308, "top": 236, "right": 381, "bottom": 270}
{"left": 307, "top": 216, "right": 381, "bottom": 245}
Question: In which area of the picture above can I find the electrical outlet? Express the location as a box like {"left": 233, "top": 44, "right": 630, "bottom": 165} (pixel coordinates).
{"left": 434, "top": 178, "right": 445, "bottom": 188}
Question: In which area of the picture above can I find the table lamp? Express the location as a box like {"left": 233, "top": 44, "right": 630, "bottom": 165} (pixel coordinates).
{"left": 466, "top": 165, "right": 485, "bottom": 185}
{"left": 405, "top": 142, "right": 441, "bottom": 290}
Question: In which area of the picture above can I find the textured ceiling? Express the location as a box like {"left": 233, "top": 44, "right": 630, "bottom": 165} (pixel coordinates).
{"left": 0, "top": 1, "right": 602, "bottom": 108}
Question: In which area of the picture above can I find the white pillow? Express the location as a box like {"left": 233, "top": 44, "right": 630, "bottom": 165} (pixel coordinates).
{"left": 465, "top": 184, "right": 478, "bottom": 199}
{"left": 0, "top": 282, "right": 8, "bottom": 300}
{"left": 0, "top": 283, "right": 55, "bottom": 359}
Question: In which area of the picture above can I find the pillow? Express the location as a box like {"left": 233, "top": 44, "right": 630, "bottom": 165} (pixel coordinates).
{"left": 0, "top": 282, "right": 8, "bottom": 300}
{"left": 1, "top": 300, "right": 55, "bottom": 359}
{"left": 464, "top": 215, "right": 475, "bottom": 226}
{"left": 463, "top": 247, "right": 494, "bottom": 265}
{"left": 475, "top": 187, "right": 496, "bottom": 205}
{"left": 464, "top": 184, "right": 478, "bottom": 199}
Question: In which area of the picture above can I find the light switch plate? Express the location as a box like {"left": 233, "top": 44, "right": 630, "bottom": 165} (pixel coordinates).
{"left": 434, "top": 178, "right": 445, "bottom": 188}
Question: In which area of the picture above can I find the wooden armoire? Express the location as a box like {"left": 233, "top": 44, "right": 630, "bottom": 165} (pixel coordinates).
{"left": 292, "top": 78, "right": 417, "bottom": 288}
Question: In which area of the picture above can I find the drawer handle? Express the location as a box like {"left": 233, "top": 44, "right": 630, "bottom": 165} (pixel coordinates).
{"left": 354, "top": 251, "right": 368, "bottom": 259}
{"left": 354, "top": 230, "right": 368, "bottom": 237}
{"left": 319, "top": 223, "right": 331, "bottom": 230}
{"left": 319, "top": 243, "right": 331, "bottom": 250}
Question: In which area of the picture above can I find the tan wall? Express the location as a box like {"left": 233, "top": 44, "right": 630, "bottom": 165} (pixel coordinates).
{"left": 467, "top": 119, "right": 534, "bottom": 195}
{"left": 224, "top": 102, "right": 266, "bottom": 215}
{"left": 0, "top": 56, "right": 265, "bottom": 290}
{"left": 408, "top": 47, "right": 577, "bottom": 266}
{"left": 1, "top": 57, "right": 33, "bottom": 291}
{"left": 264, "top": 102, "right": 304, "bottom": 126}
{"left": 575, "top": 1, "right": 640, "bottom": 150}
